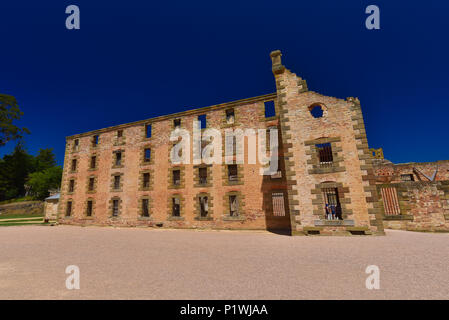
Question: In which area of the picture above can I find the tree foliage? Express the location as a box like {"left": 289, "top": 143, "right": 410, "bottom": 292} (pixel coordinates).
{"left": 0, "top": 94, "right": 30, "bottom": 147}
{"left": 27, "top": 166, "right": 63, "bottom": 200}
{"left": 0, "top": 144, "right": 62, "bottom": 201}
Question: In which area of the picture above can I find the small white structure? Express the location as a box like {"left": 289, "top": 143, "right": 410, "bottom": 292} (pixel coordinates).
{"left": 44, "top": 193, "right": 59, "bottom": 222}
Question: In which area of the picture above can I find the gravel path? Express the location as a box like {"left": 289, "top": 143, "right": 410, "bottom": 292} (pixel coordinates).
{"left": 0, "top": 226, "right": 448, "bottom": 299}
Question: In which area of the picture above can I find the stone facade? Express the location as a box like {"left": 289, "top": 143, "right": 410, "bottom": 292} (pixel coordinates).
{"left": 373, "top": 158, "right": 449, "bottom": 232}
{"left": 57, "top": 50, "right": 386, "bottom": 235}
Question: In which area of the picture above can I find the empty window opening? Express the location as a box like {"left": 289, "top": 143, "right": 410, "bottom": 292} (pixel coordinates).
{"left": 66, "top": 201, "right": 72, "bottom": 217}
{"left": 226, "top": 109, "right": 235, "bottom": 124}
{"left": 73, "top": 139, "right": 79, "bottom": 151}
{"left": 199, "top": 167, "right": 207, "bottom": 185}
{"left": 173, "top": 170, "right": 181, "bottom": 186}
{"left": 198, "top": 114, "right": 207, "bottom": 129}
{"left": 117, "top": 130, "right": 123, "bottom": 138}
{"left": 199, "top": 196, "right": 208, "bottom": 217}
{"left": 174, "top": 119, "right": 181, "bottom": 129}
{"left": 115, "top": 151, "right": 122, "bottom": 166}
{"left": 401, "top": 174, "right": 414, "bottom": 182}
{"left": 145, "top": 124, "right": 152, "bottom": 138}
{"left": 92, "top": 135, "right": 99, "bottom": 147}
{"left": 112, "top": 199, "right": 119, "bottom": 216}
{"left": 264, "top": 100, "right": 276, "bottom": 117}
{"left": 68, "top": 180, "right": 75, "bottom": 193}
{"left": 143, "top": 172, "right": 150, "bottom": 188}
{"left": 90, "top": 156, "right": 96, "bottom": 169}
{"left": 88, "top": 178, "right": 95, "bottom": 191}
{"left": 229, "top": 195, "right": 239, "bottom": 216}
{"left": 228, "top": 164, "right": 238, "bottom": 181}
{"left": 142, "top": 199, "right": 150, "bottom": 217}
{"left": 225, "top": 135, "right": 237, "bottom": 156}
{"left": 144, "top": 148, "right": 151, "bottom": 162}
{"left": 309, "top": 104, "right": 324, "bottom": 118}
{"left": 380, "top": 187, "right": 401, "bottom": 215}
{"left": 172, "top": 197, "right": 180, "bottom": 216}
{"left": 71, "top": 159, "right": 77, "bottom": 171}
{"left": 316, "top": 143, "right": 333, "bottom": 167}
{"left": 323, "top": 188, "right": 342, "bottom": 220}
{"left": 86, "top": 200, "right": 93, "bottom": 217}
{"left": 272, "top": 192, "right": 286, "bottom": 216}
{"left": 113, "top": 175, "right": 121, "bottom": 190}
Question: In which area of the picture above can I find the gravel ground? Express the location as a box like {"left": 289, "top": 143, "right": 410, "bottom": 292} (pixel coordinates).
{"left": 0, "top": 225, "right": 448, "bottom": 300}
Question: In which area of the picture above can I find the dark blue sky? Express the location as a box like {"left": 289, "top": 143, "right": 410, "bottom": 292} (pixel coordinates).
{"left": 1, "top": 0, "right": 448, "bottom": 165}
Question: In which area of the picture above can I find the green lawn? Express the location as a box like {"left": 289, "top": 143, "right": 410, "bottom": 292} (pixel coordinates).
{"left": 0, "top": 212, "right": 46, "bottom": 226}
{"left": 0, "top": 221, "right": 49, "bottom": 227}
{"left": 0, "top": 213, "right": 44, "bottom": 220}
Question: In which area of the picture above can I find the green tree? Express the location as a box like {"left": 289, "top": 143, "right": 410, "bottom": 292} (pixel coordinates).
{"left": 0, "top": 94, "right": 30, "bottom": 147}
{"left": 27, "top": 166, "right": 63, "bottom": 200}
{"left": 34, "top": 148, "right": 57, "bottom": 172}
{"left": 0, "top": 142, "right": 35, "bottom": 200}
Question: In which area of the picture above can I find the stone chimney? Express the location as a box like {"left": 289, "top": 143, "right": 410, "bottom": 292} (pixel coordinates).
{"left": 270, "top": 50, "right": 285, "bottom": 75}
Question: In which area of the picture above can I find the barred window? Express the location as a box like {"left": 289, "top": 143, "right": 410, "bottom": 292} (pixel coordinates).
{"left": 316, "top": 143, "right": 333, "bottom": 167}
{"left": 112, "top": 199, "right": 119, "bottom": 216}
{"left": 113, "top": 175, "right": 121, "bottom": 190}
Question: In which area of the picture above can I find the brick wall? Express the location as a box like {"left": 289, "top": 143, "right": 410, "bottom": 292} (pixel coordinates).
{"left": 374, "top": 160, "right": 449, "bottom": 183}
{"left": 379, "top": 182, "right": 449, "bottom": 232}
{"left": 270, "top": 50, "right": 384, "bottom": 236}
{"left": 57, "top": 50, "right": 385, "bottom": 236}
{"left": 58, "top": 94, "right": 291, "bottom": 231}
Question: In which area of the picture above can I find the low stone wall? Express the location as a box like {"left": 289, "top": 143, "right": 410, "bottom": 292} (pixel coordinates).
{"left": 378, "top": 181, "right": 449, "bottom": 232}
{"left": 0, "top": 201, "right": 44, "bottom": 216}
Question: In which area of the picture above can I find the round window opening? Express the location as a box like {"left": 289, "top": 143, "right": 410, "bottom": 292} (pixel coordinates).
{"left": 309, "top": 104, "right": 324, "bottom": 118}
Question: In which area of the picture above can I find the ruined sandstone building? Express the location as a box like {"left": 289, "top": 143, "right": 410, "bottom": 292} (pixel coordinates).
{"left": 57, "top": 51, "right": 449, "bottom": 235}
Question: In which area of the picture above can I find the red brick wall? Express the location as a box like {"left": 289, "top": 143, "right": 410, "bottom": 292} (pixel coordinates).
{"left": 58, "top": 96, "right": 291, "bottom": 231}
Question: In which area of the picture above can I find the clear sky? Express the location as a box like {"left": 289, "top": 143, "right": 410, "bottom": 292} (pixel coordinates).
{"left": 1, "top": 0, "right": 448, "bottom": 165}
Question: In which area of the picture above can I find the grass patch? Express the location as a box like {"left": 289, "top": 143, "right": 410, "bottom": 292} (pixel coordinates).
{"left": 0, "top": 213, "right": 44, "bottom": 220}
{"left": 0, "top": 222, "right": 49, "bottom": 227}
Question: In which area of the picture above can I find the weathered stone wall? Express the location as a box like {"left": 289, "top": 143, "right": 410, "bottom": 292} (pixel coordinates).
{"left": 374, "top": 160, "right": 449, "bottom": 183}
{"left": 58, "top": 93, "right": 291, "bottom": 231}
{"left": 44, "top": 200, "right": 59, "bottom": 221}
{"left": 379, "top": 182, "right": 449, "bottom": 232}
{"left": 0, "top": 201, "right": 43, "bottom": 216}
{"left": 270, "top": 50, "right": 384, "bottom": 236}
{"left": 57, "top": 50, "right": 383, "bottom": 235}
